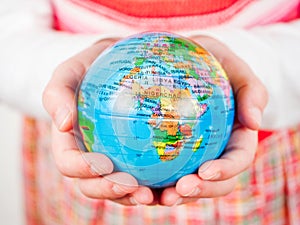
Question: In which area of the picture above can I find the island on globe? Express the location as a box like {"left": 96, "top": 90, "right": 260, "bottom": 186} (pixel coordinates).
{"left": 76, "top": 32, "right": 235, "bottom": 188}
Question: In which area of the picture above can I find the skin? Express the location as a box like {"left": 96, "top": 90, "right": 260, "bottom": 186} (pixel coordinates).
{"left": 43, "top": 36, "right": 268, "bottom": 206}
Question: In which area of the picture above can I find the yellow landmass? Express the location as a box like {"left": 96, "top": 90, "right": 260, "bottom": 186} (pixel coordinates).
{"left": 192, "top": 136, "right": 203, "bottom": 152}
{"left": 179, "top": 88, "right": 191, "bottom": 98}
{"left": 84, "top": 141, "right": 92, "bottom": 152}
{"left": 132, "top": 82, "right": 141, "bottom": 95}
{"left": 153, "top": 141, "right": 166, "bottom": 155}
{"left": 194, "top": 47, "right": 208, "bottom": 55}
{"left": 160, "top": 97, "right": 174, "bottom": 112}
{"left": 174, "top": 61, "right": 192, "bottom": 69}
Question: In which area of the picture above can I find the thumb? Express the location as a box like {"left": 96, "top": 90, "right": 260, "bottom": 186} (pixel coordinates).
{"left": 43, "top": 39, "right": 117, "bottom": 131}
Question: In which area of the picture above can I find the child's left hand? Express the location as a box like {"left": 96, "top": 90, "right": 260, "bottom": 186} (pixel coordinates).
{"left": 159, "top": 36, "right": 268, "bottom": 206}
{"left": 43, "top": 36, "right": 268, "bottom": 206}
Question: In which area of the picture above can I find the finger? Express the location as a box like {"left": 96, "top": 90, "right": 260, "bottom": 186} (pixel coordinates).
{"left": 198, "top": 124, "right": 257, "bottom": 181}
{"left": 224, "top": 58, "right": 268, "bottom": 130}
{"left": 160, "top": 174, "right": 237, "bottom": 206}
{"left": 114, "top": 186, "right": 154, "bottom": 206}
{"left": 159, "top": 187, "right": 182, "bottom": 206}
{"left": 161, "top": 124, "right": 257, "bottom": 206}
{"left": 52, "top": 124, "right": 114, "bottom": 178}
{"left": 161, "top": 187, "right": 202, "bottom": 206}
{"left": 42, "top": 39, "right": 117, "bottom": 131}
{"left": 79, "top": 179, "right": 153, "bottom": 206}
{"left": 193, "top": 36, "right": 268, "bottom": 130}
{"left": 78, "top": 172, "right": 139, "bottom": 201}
{"left": 175, "top": 174, "right": 236, "bottom": 203}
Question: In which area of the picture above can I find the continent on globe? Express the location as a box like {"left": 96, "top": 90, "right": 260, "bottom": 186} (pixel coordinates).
{"left": 76, "top": 32, "right": 235, "bottom": 188}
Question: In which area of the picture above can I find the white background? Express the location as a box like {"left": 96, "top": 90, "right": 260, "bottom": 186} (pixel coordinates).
{"left": 0, "top": 104, "right": 25, "bottom": 225}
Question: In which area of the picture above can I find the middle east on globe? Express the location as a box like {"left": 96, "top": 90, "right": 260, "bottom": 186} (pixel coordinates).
{"left": 76, "top": 32, "right": 235, "bottom": 188}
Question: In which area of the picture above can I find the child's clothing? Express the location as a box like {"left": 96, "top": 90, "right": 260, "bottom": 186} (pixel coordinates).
{"left": 1, "top": 0, "right": 300, "bottom": 129}
{"left": 1, "top": 0, "right": 300, "bottom": 224}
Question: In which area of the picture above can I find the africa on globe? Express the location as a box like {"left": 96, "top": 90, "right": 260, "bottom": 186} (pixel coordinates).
{"left": 76, "top": 32, "right": 235, "bottom": 188}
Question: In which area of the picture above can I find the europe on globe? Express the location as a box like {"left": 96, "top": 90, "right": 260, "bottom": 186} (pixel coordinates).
{"left": 76, "top": 32, "right": 235, "bottom": 188}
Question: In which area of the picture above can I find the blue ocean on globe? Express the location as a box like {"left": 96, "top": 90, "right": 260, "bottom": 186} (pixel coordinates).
{"left": 76, "top": 32, "right": 235, "bottom": 188}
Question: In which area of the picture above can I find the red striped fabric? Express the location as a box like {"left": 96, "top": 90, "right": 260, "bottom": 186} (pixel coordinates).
{"left": 85, "top": 0, "right": 239, "bottom": 17}
{"left": 22, "top": 118, "right": 300, "bottom": 224}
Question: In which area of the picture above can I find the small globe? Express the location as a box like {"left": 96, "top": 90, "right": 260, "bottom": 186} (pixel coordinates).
{"left": 76, "top": 32, "right": 235, "bottom": 188}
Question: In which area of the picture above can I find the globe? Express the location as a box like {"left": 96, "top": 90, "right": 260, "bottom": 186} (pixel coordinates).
{"left": 76, "top": 32, "right": 235, "bottom": 188}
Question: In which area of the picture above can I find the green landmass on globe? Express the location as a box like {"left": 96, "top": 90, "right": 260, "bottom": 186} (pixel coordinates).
{"left": 76, "top": 32, "right": 235, "bottom": 188}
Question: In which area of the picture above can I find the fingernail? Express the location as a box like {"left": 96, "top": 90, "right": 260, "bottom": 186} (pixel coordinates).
{"left": 182, "top": 187, "right": 201, "bottom": 197}
{"left": 199, "top": 171, "right": 221, "bottom": 181}
{"left": 112, "top": 184, "right": 126, "bottom": 195}
{"left": 90, "top": 162, "right": 108, "bottom": 176}
{"left": 175, "top": 198, "right": 183, "bottom": 205}
{"left": 250, "top": 108, "right": 262, "bottom": 129}
{"left": 55, "top": 105, "right": 72, "bottom": 130}
{"left": 83, "top": 154, "right": 112, "bottom": 176}
{"left": 129, "top": 197, "right": 140, "bottom": 205}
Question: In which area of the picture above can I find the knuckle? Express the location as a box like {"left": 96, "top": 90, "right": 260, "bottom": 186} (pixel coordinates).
{"left": 78, "top": 178, "right": 109, "bottom": 199}
{"left": 42, "top": 85, "right": 56, "bottom": 103}
{"left": 252, "top": 77, "right": 269, "bottom": 108}
{"left": 57, "top": 59, "right": 86, "bottom": 80}
{"left": 223, "top": 178, "right": 237, "bottom": 196}
{"left": 78, "top": 180, "right": 92, "bottom": 197}
{"left": 78, "top": 180, "right": 97, "bottom": 199}
{"left": 261, "top": 84, "right": 269, "bottom": 108}
{"left": 53, "top": 150, "right": 76, "bottom": 177}
{"left": 55, "top": 158, "right": 73, "bottom": 177}
{"left": 42, "top": 85, "right": 61, "bottom": 117}
{"left": 52, "top": 61, "right": 69, "bottom": 78}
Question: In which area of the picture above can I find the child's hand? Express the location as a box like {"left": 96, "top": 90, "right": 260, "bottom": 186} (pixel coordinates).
{"left": 43, "top": 35, "right": 268, "bottom": 206}
{"left": 43, "top": 39, "right": 154, "bottom": 205}
{"left": 159, "top": 36, "right": 268, "bottom": 206}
